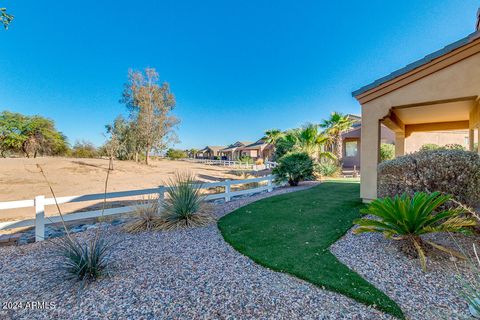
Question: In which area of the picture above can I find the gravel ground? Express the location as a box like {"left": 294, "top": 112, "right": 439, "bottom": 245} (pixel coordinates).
{"left": 331, "top": 224, "right": 479, "bottom": 320}
{"left": 0, "top": 182, "right": 391, "bottom": 320}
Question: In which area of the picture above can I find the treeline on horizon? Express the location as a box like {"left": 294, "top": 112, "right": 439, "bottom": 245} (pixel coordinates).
{"left": 0, "top": 68, "right": 180, "bottom": 163}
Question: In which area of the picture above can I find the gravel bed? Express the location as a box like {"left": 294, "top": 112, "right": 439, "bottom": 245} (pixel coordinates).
{"left": 0, "top": 182, "right": 391, "bottom": 320}
{"left": 331, "top": 224, "right": 479, "bottom": 319}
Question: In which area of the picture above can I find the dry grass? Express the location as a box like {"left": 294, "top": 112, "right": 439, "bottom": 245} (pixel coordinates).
{"left": 0, "top": 157, "right": 242, "bottom": 221}
{"left": 123, "top": 197, "right": 164, "bottom": 233}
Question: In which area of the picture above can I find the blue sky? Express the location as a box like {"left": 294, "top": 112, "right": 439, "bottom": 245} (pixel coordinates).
{"left": 1, "top": 1, "right": 479, "bottom": 149}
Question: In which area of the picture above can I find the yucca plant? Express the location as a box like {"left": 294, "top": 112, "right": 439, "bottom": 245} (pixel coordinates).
{"left": 159, "top": 172, "right": 214, "bottom": 230}
{"left": 123, "top": 196, "right": 163, "bottom": 233}
{"left": 354, "top": 192, "right": 477, "bottom": 271}
{"left": 55, "top": 233, "right": 112, "bottom": 283}
{"left": 37, "top": 161, "right": 115, "bottom": 284}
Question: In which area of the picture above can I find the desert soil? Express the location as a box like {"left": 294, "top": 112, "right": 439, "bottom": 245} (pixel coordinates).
{"left": 0, "top": 157, "right": 252, "bottom": 221}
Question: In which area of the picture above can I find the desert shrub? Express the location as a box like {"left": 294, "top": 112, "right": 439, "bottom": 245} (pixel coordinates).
{"left": 71, "top": 140, "right": 98, "bottom": 158}
{"left": 315, "top": 158, "right": 340, "bottom": 177}
{"left": 420, "top": 143, "right": 465, "bottom": 151}
{"left": 273, "top": 152, "right": 314, "bottom": 186}
{"left": 355, "top": 192, "right": 476, "bottom": 271}
{"left": 124, "top": 197, "right": 162, "bottom": 233}
{"left": 419, "top": 143, "right": 440, "bottom": 151}
{"left": 166, "top": 148, "right": 187, "bottom": 160}
{"left": 239, "top": 155, "right": 253, "bottom": 164}
{"left": 56, "top": 233, "right": 112, "bottom": 282}
{"left": 378, "top": 149, "right": 480, "bottom": 207}
{"left": 380, "top": 143, "right": 395, "bottom": 162}
{"left": 159, "top": 172, "right": 214, "bottom": 230}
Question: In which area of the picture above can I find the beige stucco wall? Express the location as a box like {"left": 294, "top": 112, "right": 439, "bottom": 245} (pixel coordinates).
{"left": 360, "top": 51, "right": 480, "bottom": 201}
{"left": 405, "top": 130, "right": 470, "bottom": 153}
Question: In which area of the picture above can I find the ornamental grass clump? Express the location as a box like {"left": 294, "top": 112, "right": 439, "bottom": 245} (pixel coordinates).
{"left": 378, "top": 149, "right": 480, "bottom": 207}
{"left": 159, "top": 172, "right": 214, "bottom": 230}
{"left": 354, "top": 192, "right": 477, "bottom": 271}
{"left": 123, "top": 197, "right": 163, "bottom": 233}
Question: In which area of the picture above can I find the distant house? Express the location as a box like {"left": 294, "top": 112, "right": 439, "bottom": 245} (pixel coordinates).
{"left": 341, "top": 118, "right": 395, "bottom": 169}
{"left": 197, "top": 146, "right": 225, "bottom": 159}
{"left": 240, "top": 139, "right": 275, "bottom": 161}
{"left": 220, "top": 141, "right": 253, "bottom": 160}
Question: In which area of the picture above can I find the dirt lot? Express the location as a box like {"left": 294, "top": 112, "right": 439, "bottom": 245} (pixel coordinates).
{"left": 0, "top": 157, "right": 255, "bottom": 221}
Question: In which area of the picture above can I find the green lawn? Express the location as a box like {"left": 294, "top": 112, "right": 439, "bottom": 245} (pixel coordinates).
{"left": 218, "top": 181, "right": 404, "bottom": 318}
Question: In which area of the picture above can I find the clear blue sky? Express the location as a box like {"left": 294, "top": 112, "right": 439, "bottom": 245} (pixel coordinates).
{"left": 1, "top": 1, "right": 479, "bottom": 149}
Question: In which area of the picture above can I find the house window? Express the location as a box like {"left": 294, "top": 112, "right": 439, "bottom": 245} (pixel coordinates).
{"left": 345, "top": 141, "right": 358, "bottom": 157}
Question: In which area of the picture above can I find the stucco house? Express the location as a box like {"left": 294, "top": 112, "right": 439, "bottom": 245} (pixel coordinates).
{"left": 197, "top": 146, "right": 225, "bottom": 159}
{"left": 220, "top": 141, "right": 253, "bottom": 160}
{"left": 352, "top": 9, "right": 480, "bottom": 202}
{"left": 240, "top": 139, "right": 275, "bottom": 161}
{"left": 342, "top": 119, "right": 395, "bottom": 169}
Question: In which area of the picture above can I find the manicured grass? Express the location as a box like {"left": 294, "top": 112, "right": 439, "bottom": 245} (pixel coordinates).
{"left": 218, "top": 181, "right": 404, "bottom": 318}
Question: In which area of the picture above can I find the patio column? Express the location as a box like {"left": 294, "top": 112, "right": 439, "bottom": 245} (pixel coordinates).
{"left": 394, "top": 132, "right": 405, "bottom": 157}
{"left": 360, "top": 111, "right": 381, "bottom": 202}
{"left": 477, "top": 128, "right": 480, "bottom": 154}
{"left": 469, "top": 129, "right": 475, "bottom": 151}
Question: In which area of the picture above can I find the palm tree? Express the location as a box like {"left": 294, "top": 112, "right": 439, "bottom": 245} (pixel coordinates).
{"left": 320, "top": 112, "right": 353, "bottom": 164}
{"left": 264, "top": 129, "right": 284, "bottom": 144}
{"left": 289, "top": 124, "right": 335, "bottom": 161}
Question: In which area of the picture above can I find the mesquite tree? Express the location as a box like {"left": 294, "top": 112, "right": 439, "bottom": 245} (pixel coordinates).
{"left": 121, "top": 68, "right": 179, "bottom": 164}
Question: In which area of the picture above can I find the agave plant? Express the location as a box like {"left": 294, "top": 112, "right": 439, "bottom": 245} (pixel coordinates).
{"left": 159, "top": 172, "right": 214, "bottom": 230}
{"left": 354, "top": 192, "right": 477, "bottom": 271}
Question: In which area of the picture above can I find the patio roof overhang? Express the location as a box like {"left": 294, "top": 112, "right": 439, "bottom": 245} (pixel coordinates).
{"left": 352, "top": 19, "right": 480, "bottom": 202}
{"left": 381, "top": 97, "right": 475, "bottom": 137}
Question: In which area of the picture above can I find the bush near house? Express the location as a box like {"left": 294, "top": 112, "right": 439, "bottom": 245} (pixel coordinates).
{"left": 315, "top": 158, "right": 340, "bottom": 177}
{"left": 420, "top": 143, "right": 465, "bottom": 151}
{"left": 380, "top": 143, "right": 395, "bottom": 162}
{"left": 378, "top": 149, "right": 480, "bottom": 207}
{"left": 273, "top": 152, "right": 314, "bottom": 186}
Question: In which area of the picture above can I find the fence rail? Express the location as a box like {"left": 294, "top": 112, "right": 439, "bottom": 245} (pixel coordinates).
{"left": 185, "top": 158, "right": 278, "bottom": 171}
{"left": 0, "top": 175, "right": 275, "bottom": 242}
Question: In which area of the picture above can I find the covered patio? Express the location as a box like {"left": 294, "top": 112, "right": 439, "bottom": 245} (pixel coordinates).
{"left": 353, "top": 26, "right": 480, "bottom": 201}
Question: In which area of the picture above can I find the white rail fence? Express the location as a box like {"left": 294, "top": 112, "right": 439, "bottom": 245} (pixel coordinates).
{"left": 185, "top": 158, "right": 278, "bottom": 170}
{"left": 0, "top": 175, "right": 275, "bottom": 242}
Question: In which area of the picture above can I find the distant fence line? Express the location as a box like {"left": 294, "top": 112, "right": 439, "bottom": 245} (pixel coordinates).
{"left": 0, "top": 175, "right": 276, "bottom": 242}
{"left": 184, "top": 158, "right": 278, "bottom": 170}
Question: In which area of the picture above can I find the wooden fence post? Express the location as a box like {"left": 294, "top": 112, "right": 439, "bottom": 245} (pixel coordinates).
{"left": 35, "top": 195, "right": 45, "bottom": 242}
{"left": 267, "top": 175, "right": 273, "bottom": 192}
{"left": 225, "top": 180, "right": 231, "bottom": 202}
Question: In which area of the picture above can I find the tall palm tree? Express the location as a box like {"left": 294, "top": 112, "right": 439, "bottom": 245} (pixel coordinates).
{"left": 320, "top": 112, "right": 354, "bottom": 163}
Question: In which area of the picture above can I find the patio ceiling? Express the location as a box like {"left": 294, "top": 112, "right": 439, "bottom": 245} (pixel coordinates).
{"left": 392, "top": 98, "right": 474, "bottom": 124}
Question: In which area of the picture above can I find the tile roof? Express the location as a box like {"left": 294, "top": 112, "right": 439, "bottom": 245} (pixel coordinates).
{"left": 352, "top": 30, "right": 480, "bottom": 97}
